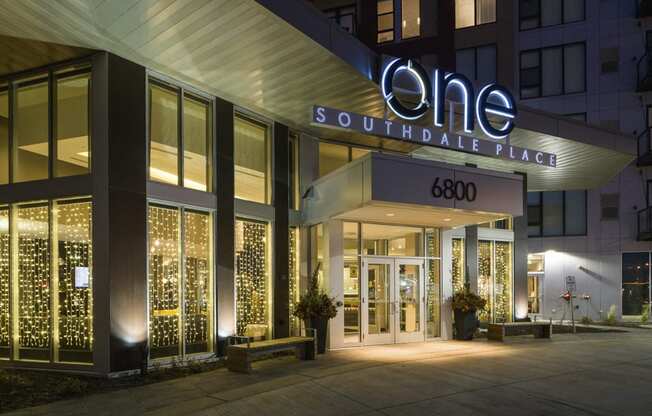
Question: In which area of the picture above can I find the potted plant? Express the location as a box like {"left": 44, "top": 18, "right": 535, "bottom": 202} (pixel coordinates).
{"left": 451, "top": 284, "right": 486, "bottom": 340}
{"left": 293, "top": 263, "right": 337, "bottom": 353}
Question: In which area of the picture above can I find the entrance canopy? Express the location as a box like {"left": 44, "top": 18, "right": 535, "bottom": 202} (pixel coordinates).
{"left": 303, "top": 153, "right": 522, "bottom": 228}
{"left": 0, "top": 0, "right": 635, "bottom": 191}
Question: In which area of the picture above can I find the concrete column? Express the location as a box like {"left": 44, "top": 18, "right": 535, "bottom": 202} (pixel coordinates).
{"left": 513, "top": 173, "right": 529, "bottom": 320}
{"left": 465, "top": 225, "right": 479, "bottom": 293}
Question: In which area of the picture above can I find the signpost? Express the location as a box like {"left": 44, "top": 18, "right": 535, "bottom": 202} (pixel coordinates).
{"left": 566, "top": 276, "right": 576, "bottom": 333}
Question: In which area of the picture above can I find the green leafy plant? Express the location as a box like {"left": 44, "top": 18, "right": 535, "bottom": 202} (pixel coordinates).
{"left": 293, "top": 263, "right": 337, "bottom": 321}
{"left": 606, "top": 304, "right": 617, "bottom": 326}
{"left": 642, "top": 303, "right": 650, "bottom": 323}
{"left": 451, "top": 284, "right": 487, "bottom": 313}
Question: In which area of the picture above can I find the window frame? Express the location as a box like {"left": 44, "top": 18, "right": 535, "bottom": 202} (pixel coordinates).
{"left": 519, "top": 42, "right": 586, "bottom": 99}
{"left": 455, "top": 44, "right": 498, "bottom": 82}
{"left": 233, "top": 111, "right": 273, "bottom": 205}
{"left": 518, "top": 0, "right": 585, "bottom": 31}
{"left": 527, "top": 190, "right": 588, "bottom": 237}
{"left": 455, "top": 0, "right": 497, "bottom": 30}
{"left": 376, "top": 0, "right": 395, "bottom": 43}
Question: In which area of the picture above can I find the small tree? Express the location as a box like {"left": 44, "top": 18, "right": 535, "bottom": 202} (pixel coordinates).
{"left": 293, "top": 263, "right": 337, "bottom": 322}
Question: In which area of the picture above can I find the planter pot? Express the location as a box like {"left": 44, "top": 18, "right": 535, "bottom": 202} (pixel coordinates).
{"left": 306, "top": 317, "right": 329, "bottom": 354}
{"left": 453, "top": 309, "right": 478, "bottom": 340}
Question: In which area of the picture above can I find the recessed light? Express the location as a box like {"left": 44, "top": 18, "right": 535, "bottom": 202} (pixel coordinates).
{"left": 386, "top": 213, "right": 395, "bottom": 217}
{"left": 443, "top": 218, "right": 451, "bottom": 222}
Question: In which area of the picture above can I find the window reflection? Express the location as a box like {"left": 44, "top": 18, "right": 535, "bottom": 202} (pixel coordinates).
{"left": 56, "top": 72, "right": 90, "bottom": 177}
{"left": 235, "top": 117, "right": 269, "bottom": 204}
{"left": 13, "top": 79, "right": 49, "bottom": 183}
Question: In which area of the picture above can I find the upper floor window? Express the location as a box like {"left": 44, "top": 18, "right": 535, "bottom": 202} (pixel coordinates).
{"left": 1, "top": 65, "right": 91, "bottom": 185}
{"left": 455, "top": 0, "right": 496, "bottom": 29}
{"left": 148, "top": 79, "right": 212, "bottom": 192}
{"left": 520, "top": 0, "right": 584, "bottom": 31}
{"left": 520, "top": 43, "right": 585, "bottom": 99}
{"left": 401, "top": 0, "right": 420, "bottom": 39}
{"left": 456, "top": 44, "right": 497, "bottom": 84}
{"left": 528, "top": 190, "right": 587, "bottom": 237}
{"left": 319, "top": 141, "right": 371, "bottom": 178}
{"left": 234, "top": 115, "right": 270, "bottom": 204}
{"left": 377, "top": 0, "right": 394, "bottom": 43}
{"left": 324, "top": 4, "right": 356, "bottom": 34}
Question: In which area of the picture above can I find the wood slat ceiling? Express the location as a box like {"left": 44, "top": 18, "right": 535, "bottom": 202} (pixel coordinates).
{"left": 0, "top": 0, "right": 635, "bottom": 190}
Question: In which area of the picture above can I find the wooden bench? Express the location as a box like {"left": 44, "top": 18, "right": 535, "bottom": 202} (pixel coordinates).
{"left": 226, "top": 335, "right": 316, "bottom": 373}
{"left": 487, "top": 322, "right": 552, "bottom": 341}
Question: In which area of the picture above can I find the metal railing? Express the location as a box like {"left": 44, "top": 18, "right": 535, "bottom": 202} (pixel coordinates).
{"left": 638, "top": 206, "right": 652, "bottom": 240}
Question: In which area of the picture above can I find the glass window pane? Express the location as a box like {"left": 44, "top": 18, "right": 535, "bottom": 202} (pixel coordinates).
{"left": 564, "top": 0, "right": 584, "bottom": 23}
{"left": 477, "top": 0, "right": 496, "bottom": 24}
{"left": 319, "top": 142, "right": 349, "bottom": 177}
{"left": 55, "top": 199, "right": 93, "bottom": 363}
{"left": 235, "top": 117, "right": 268, "bottom": 204}
{"left": 426, "top": 258, "right": 441, "bottom": 337}
{"left": 235, "top": 219, "right": 270, "bottom": 340}
{"left": 149, "top": 84, "right": 179, "bottom": 186}
{"left": 456, "top": 48, "right": 476, "bottom": 81}
{"left": 564, "top": 190, "right": 586, "bottom": 235}
{"left": 367, "top": 264, "right": 391, "bottom": 334}
{"left": 14, "top": 80, "right": 49, "bottom": 183}
{"left": 378, "top": 0, "right": 393, "bottom": 14}
{"left": 351, "top": 147, "right": 371, "bottom": 161}
{"left": 377, "top": 0, "right": 394, "bottom": 42}
{"left": 452, "top": 238, "right": 465, "bottom": 293}
{"left": 520, "top": 0, "right": 539, "bottom": 30}
{"left": 183, "top": 96, "right": 210, "bottom": 191}
{"left": 344, "top": 259, "right": 360, "bottom": 342}
{"left": 543, "top": 191, "right": 564, "bottom": 236}
{"left": 542, "top": 47, "right": 563, "bottom": 96}
{"left": 622, "top": 252, "right": 650, "bottom": 316}
{"left": 541, "top": 0, "right": 562, "bottom": 26}
{"left": 0, "top": 206, "right": 8, "bottom": 358}
{"left": 310, "top": 224, "right": 324, "bottom": 286}
{"left": 401, "top": 0, "right": 420, "bottom": 39}
{"left": 520, "top": 51, "right": 540, "bottom": 98}
{"left": 0, "top": 88, "right": 7, "bottom": 184}
{"left": 362, "top": 223, "right": 423, "bottom": 257}
{"left": 455, "top": 0, "right": 475, "bottom": 28}
{"left": 477, "top": 45, "right": 497, "bottom": 83}
{"left": 148, "top": 205, "right": 181, "bottom": 359}
{"left": 15, "top": 203, "right": 50, "bottom": 361}
{"left": 289, "top": 227, "right": 301, "bottom": 336}
{"left": 184, "top": 210, "right": 212, "bottom": 354}
{"left": 344, "top": 222, "right": 359, "bottom": 257}
{"left": 56, "top": 73, "right": 90, "bottom": 177}
{"left": 477, "top": 240, "right": 493, "bottom": 322}
{"left": 564, "top": 43, "right": 585, "bottom": 93}
{"left": 494, "top": 241, "right": 512, "bottom": 323}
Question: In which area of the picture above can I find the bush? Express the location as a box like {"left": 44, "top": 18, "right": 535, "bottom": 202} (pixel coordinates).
{"left": 606, "top": 304, "right": 617, "bottom": 325}
{"left": 293, "top": 263, "right": 337, "bottom": 321}
{"left": 451, "top": 284, "right": 487, "bottom": 312}
{"left": 642, "top": 304, "right": 650, "bottom": 323}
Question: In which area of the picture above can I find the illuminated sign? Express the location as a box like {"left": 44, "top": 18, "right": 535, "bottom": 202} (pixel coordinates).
{"left": 312, "top": 106, "right": 556, "bottom": 167}
{"left": 381, "top": 58, "right": 516, "bottom": 140}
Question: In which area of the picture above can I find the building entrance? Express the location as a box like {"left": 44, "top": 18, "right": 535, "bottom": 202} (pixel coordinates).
{"left": 361, "top": 257, "right": 425, "bottom": 345}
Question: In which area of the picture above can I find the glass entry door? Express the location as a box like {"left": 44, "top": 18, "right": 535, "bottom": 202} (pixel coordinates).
{"left": 361, "top": 257, "right": 425, "bottom": 345}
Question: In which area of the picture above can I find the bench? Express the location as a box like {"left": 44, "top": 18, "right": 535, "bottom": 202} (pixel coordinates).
{"left": 226, "top": 335, "right": 316, "bottom": 373}
{"left": 487, "top": 321, "right": 552, "bottom": 342}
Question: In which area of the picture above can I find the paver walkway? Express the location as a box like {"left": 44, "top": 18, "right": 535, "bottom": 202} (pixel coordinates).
{"left": 7, "top": 329, "right": 652, "bottom": 415}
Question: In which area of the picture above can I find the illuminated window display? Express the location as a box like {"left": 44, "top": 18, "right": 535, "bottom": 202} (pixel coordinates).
{"left": 478, "top": 240, "right": 513, "bottom": 323}
{"left": 0, "top": 206, "right": 8, "bottom": 358}
{"left": 426, "top": 229, "right": 441, "bottom": 338}
{"left": 343, "top": 222, "right": 360, "bottom": 343}
{"left": 289, "top": 227, "right": 300, "bottom": 335}
{"left": 451, "top": 238, "right": 465, "bottom": 293}
{"left": 235, "top": 219, "right": 270, "bottom": 340}
{"left": 55, "top": 199, "right": 93, "bottom": 363}
{"left": 148, "top": 205, "right": 213, "bottom": 359}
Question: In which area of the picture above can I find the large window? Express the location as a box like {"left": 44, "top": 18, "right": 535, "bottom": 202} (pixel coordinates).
{"left": 401, "top": 0, "right": 420, "bottom": 39}
{"left": 343, "top": 222, "right": 360, "bottom": 343}
{"left": 520, "top": 0, "right": 584, "bottom": 30}
{"left": 148, "top": 204, "right": 213, "bottom": 360}
{"left": 622, "top": 253, "right": 650, "bottom": 316}
{"left": 324, "top": 4, "right": 356, "bottom": 34}
{"left": 426, "top": 228, "right": 441, "bottom": 338}
{"left": 319, "top": 141, "right": 371, "bottom": 178}
{"left": 234, "top": 116, "right": 269, "bottom": 204}
{"left": 362, "top": 223, "right": 424, "bottom": 257}
{"left": 1, "top": 198, "right": 93, "bottom": 363}
{"left": 456, "top": 44, "right": 497, "bottom": 84}
{"left": 13, "top": 79, "right": 49, "bottom": 182}
{"left": 377, "top": 0, "right": 394, "bottom": 43}
{"left": 478, "top": 240, "right": 513, "bottom": 323}
{"left": 455, "top": 0, "right": 496, "bottom": 29}
{"left": 148, "top": 79, "right": 211, "bottom": 192}
{"left": 527, "top": 254, "right": 544, "bottom": 314}
{"left": 528, "top": 190, "right": 587, "bottom": 237}
{"left": 520, "top": 43, "right": 586, "bottom": 99}
{"left": 55, "top": 71, "right": 90, "bottom": 177}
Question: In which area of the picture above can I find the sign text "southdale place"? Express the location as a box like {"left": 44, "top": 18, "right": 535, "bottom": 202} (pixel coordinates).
{"left": 312, "top": 106, "right": 557, "bottom": 168}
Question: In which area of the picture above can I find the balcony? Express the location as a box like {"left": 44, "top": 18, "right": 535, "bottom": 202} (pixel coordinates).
{"left": 638, "top": 206, "right": 652, "bottom": 241}
{"left": 637, "top": 53, "right": 652, "bottom": 92}
{"left": 637, "top": 128, "right": 652, "bottom": 166}
{"left": 639, "top": 0, "right": 652, "bottom": 18}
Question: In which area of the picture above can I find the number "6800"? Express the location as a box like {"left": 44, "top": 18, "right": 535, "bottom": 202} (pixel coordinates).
{"left": 431, "top": 178, "right": 477, "bottom": 202}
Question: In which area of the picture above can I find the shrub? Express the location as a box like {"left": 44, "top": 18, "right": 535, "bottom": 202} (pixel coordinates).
{"left": 451, "top": 284, "right": 487, "bottom": 312}
{"left": 606, "top": 304, "right": 617, "bottom": 325}
{"left": 293, "top": 263, "right": 337, "bottom": 321}
{"left": 642, "top": 304, "right": 650, "bottom": 323}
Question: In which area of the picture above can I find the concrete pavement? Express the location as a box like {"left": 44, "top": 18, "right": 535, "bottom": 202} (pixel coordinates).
{"left": 6, "top": 330, "right": 652, "bottom": 415}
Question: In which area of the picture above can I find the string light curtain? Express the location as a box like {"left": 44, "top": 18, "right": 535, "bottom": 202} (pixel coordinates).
{"left": 55, "top": 200, "right": 93, "bottom": 363}
{"left": 289, "top": 227, "right": 300, "bottom": 336}
{"left": 183, "top": 210, "right": 212, "bottom": 354}
{"left": 235, "top": 219, "right": 269, "bottom": 339}
{"left": 0, "top": 206, "right": 8, "bottom": 358}
{"left": 494, "top": 241, "right": 513, "bottom": 322}
{"left": 148, "top": 205, "right": 181, "bottom": 359}
{"left": 15, "top": 203, "right": 51, "bottom": 361}
{"left": 477, "top": 240, "right": 493, "bottom": 323}
{"left": 451, "top": 238, "right": 465, "bottom": 293}
{"left": 426, "top": 229, "right": 441, "bottom": 338}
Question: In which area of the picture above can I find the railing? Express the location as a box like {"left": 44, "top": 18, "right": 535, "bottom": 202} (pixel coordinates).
{"left": 638, "top": 206, "right": 652, "bottom": 240}
{"left": 639, "top": 0, "right": 652, "bottom": 17}
{"left": 637, "top": 52, "right": 652, "bottom": 92}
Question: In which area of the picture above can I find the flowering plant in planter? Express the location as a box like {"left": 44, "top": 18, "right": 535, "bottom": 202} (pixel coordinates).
{"left": 293, "top": 263, "right": 337, "bottom": 353}
{"left": 451, "top": 286, "right": 487, "bottom": 312}
{"left": 451, "top": 284, "right": 486, "bottom": 340}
